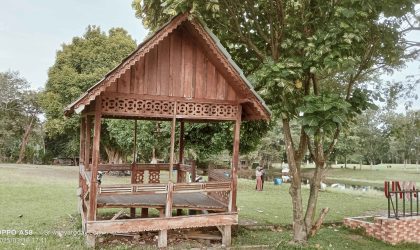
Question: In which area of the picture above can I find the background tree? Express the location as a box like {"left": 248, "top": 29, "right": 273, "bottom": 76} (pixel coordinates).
{"left": 41, "top": 26, "right": 137, "bottom": 162}
{"left": 0, "top": 71, "right": 43, "bottom": 163}
{"left": 132, "top": 0, "right": 418, "bottom": 243}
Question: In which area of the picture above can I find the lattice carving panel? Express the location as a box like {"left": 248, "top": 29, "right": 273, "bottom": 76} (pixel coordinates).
{"left": 132, "top": 170, "right": 144, "bottom": 184}
{"left": 101, "top": 96, "right": 238, "bottom": 119}
{"left": 210, "top": 191, "right": 229, "bottom": 205}
{"left": 148, "top": 170, "right": 161, "bottom": 183}
{"left": 102, "top": 97, "right": 174, "bottom": 116}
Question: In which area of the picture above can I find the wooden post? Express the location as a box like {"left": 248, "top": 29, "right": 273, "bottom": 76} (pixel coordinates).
{"left": 88, "top": 97, "right": 102, "bottom": 222}
{"left": 191, "top": 160, "right": 196, "bottom": 183}
{"left": 130, "top": 119, "right": 138, "bottom": 218}
{"left": 169, "top": 102, "right": 177, "bottom": 181}
{"left": 179, "top": 121, "right": 184, "bottom": 164}
{"left": 221, "top": 225, "right": 232, "bottom": 246}
{"left": 158, "top": 207, "right": 167, "bottom": 248}
{"left": 84, "top": 116, "right": 92, "bottom": 169}
{"left": 79, "top": 116, "right": 86, "bottom": 166}
{"left": 176, "top": 121, "right": 185, "bottom": 216}
{"left": 141, "top": 208, "right": 148, "bottom": 218}
{"left": 231, "top": 105, "right": 242, "bottom": 212}
{"left": 78, "top": 116, "right": 86, "bottom": 214}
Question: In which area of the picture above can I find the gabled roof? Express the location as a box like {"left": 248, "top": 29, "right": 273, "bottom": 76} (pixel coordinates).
{"left": 65, "top": 12, "right": 271, "bottom": 120}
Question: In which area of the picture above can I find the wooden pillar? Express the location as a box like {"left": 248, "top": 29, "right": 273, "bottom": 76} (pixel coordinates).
{"left": 84, "top": 116, "right": 92, "bottom": 169}
{"left": 176, "top": 121, "right": 185, "bottom": 216}
{"left": 78, "top": 116, "right": 86, "bottom": 214}
{"left": 191, "top": 160, "right": 196, "bottom": 183}
{"left": 169, "top": 102, "right": 177, "bottom": 181}
{"left": 79, "top": 116, "right": 86, "bottom": 166}
{"left": 130, "top": 119, "right": 138, "bottom": 218}
{"left": 141, "top": 208, "right": 148, "bottom": 218}
{"left": 179, "top": 121, "right": 184, "bottom": 164}
{"left": 158, "top": 208, "right": 167, "bottom": 248}
{"left": 88, "top": 97, "right": 102, "bottom": 222}
{"left": 230, "top": 105, "right": 242, "bottom": 212}
{"left": 221, "top": 225, "right": 232, "bottom": 246}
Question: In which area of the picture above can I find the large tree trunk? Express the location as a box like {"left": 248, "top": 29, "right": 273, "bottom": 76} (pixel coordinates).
{"left": 104, "top": 146, "right": 122, "bottom": 164}
{"left": 16, "top": 116, "right": 34, "bottom": 164}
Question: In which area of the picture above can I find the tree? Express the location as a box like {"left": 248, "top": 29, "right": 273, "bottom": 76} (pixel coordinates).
{"left": 133, "top": 0, "right": 417, "bottom": 243}
{"left": 0, "top": 71, "right": 43, "bottom": 163}
{"left": 41, "top": 26, "right": 137, "bottom": 161}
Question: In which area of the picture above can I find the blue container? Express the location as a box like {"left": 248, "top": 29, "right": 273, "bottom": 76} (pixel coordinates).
{"left": 274, "top": 178, "right": 282, "bottom": 185}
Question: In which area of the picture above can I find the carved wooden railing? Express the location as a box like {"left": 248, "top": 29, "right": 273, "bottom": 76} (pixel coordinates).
{"left": 99, "top": 183, "right": 168, "bottom": 195}
{"left": 208, "top": 168, "right": 231, "bottom": 206}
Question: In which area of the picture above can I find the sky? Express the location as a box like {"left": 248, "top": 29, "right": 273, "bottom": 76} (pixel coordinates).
{"left": 0, "top": 0, "right": 147, "bottom": 89}
{"left": 0, "top": 0, "right": 419, "bottom": 110}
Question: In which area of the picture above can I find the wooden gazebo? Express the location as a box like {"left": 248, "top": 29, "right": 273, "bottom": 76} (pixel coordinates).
{"left": 65, "top": 13, "right": 270, "bottom": 248}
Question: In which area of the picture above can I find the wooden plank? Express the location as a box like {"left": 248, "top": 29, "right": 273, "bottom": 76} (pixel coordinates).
{"left": 86, "top": 213, "right": 238, "bottom": 234}
{"left": 226, "top": 84, "right": 237, "bottom": 101}
{"left": 106, "top": 81, "right": 117, "bottom": 92}
{"left": 136, "top": 57, "right": 145, "bottom": 94}
{"left": 130, "top": 65, "right": 135, "bottom": 94}
{"left": 170, "top": 30, "right": 183, "bottom": 97}
{"left": 230, "top": 105, "right": 242, "bottom": 212}
{"left": 158, "top": 36, "right": 170, "bottom": 96}
{"left": 216, "top": 73, "right": 227, "bottom": 100}
{"left": 88, "top": 97, "right": 102, "bottom": 221}
{"left": 118, "top": 70, "right": 130, "bottom": 94}
{"left": 194, "top": 48, "right": 206, "bottom": 98}
{"left": 182, "top": 32, "right": 194, "bottom": 98}
{"left": 206, "top": 61, "right": 217, "bottom": 99}
{"left": 145, "top": 47, "right": 158, "bottom": 95}
{"left": 111, "top": 209, "right": 124, "bottom": 220}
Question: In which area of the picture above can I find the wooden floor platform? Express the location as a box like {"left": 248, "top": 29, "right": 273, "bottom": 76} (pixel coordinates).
{"left": 97, "top": 193, "right": 227, "bottom": 211}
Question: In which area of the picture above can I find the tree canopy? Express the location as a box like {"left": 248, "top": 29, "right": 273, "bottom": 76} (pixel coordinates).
{"left": 132, "top": 0, "right": 419, "bottom": 243}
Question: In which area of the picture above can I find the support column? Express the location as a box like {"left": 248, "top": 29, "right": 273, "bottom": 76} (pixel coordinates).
{"left": 169, "top": 102, "right": 177, "bottom": 181}
{"left": 78, "top": 116, "right": 86, "bottom": 214}
{"left": 88, "top": 97, "right": 102, "bottom": 222}
{"left": 131, "top": 119, "right": 138, "bottom": 218}
{"left": 177, "top": 121, "right": 185, "bottom": 216}
{"left": 84, "top": 116, "right": 92, "bottom": 169}
{"left": 158, "top": 208, "right": 167, "bottom": 248}
{"left": 230, "top": 105, "right": 242, "bottom": 212}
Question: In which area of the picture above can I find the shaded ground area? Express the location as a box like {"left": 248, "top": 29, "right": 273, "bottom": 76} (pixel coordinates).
{"left": 0, "top": 164, "right": 418, "bottom": 249}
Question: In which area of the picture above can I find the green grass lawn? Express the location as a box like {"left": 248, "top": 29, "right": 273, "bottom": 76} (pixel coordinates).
{"left": 303, "top": 164, "right": 420, "bottom": 188}
{"left": 0, "top": 164, "right": 418, "bottom": 249}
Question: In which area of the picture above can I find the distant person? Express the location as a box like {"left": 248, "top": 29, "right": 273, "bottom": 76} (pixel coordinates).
{"left": 255, "top": 167, "right": 263, "bottom": 191}
{"left": 260, "top": 167, "right": 265, "bottom": 190}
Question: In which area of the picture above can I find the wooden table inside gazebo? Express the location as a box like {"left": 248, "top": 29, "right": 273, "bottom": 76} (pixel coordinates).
{"left": 65, "top": 12, "right": 270, "bottom": 248}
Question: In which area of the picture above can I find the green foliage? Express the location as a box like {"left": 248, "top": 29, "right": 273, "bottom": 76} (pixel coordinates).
{"left": 0, "top": 71, "right": 43, "bottom": 163}
{"left": 41, "top": 26, "right": 137, "bottom": 159}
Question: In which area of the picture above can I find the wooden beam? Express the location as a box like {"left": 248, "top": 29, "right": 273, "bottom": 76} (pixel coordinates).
{"left": 230, "top": 105, "right": 242, "bottom": 212}
{"left": 88, "top": 97, "right": 102, "bottom": 221}
{"left": 86, "top": 213, "right": 238, "bottom": 234}
{"left": 169, "top": 102, "right": 177, "bottom": 181}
